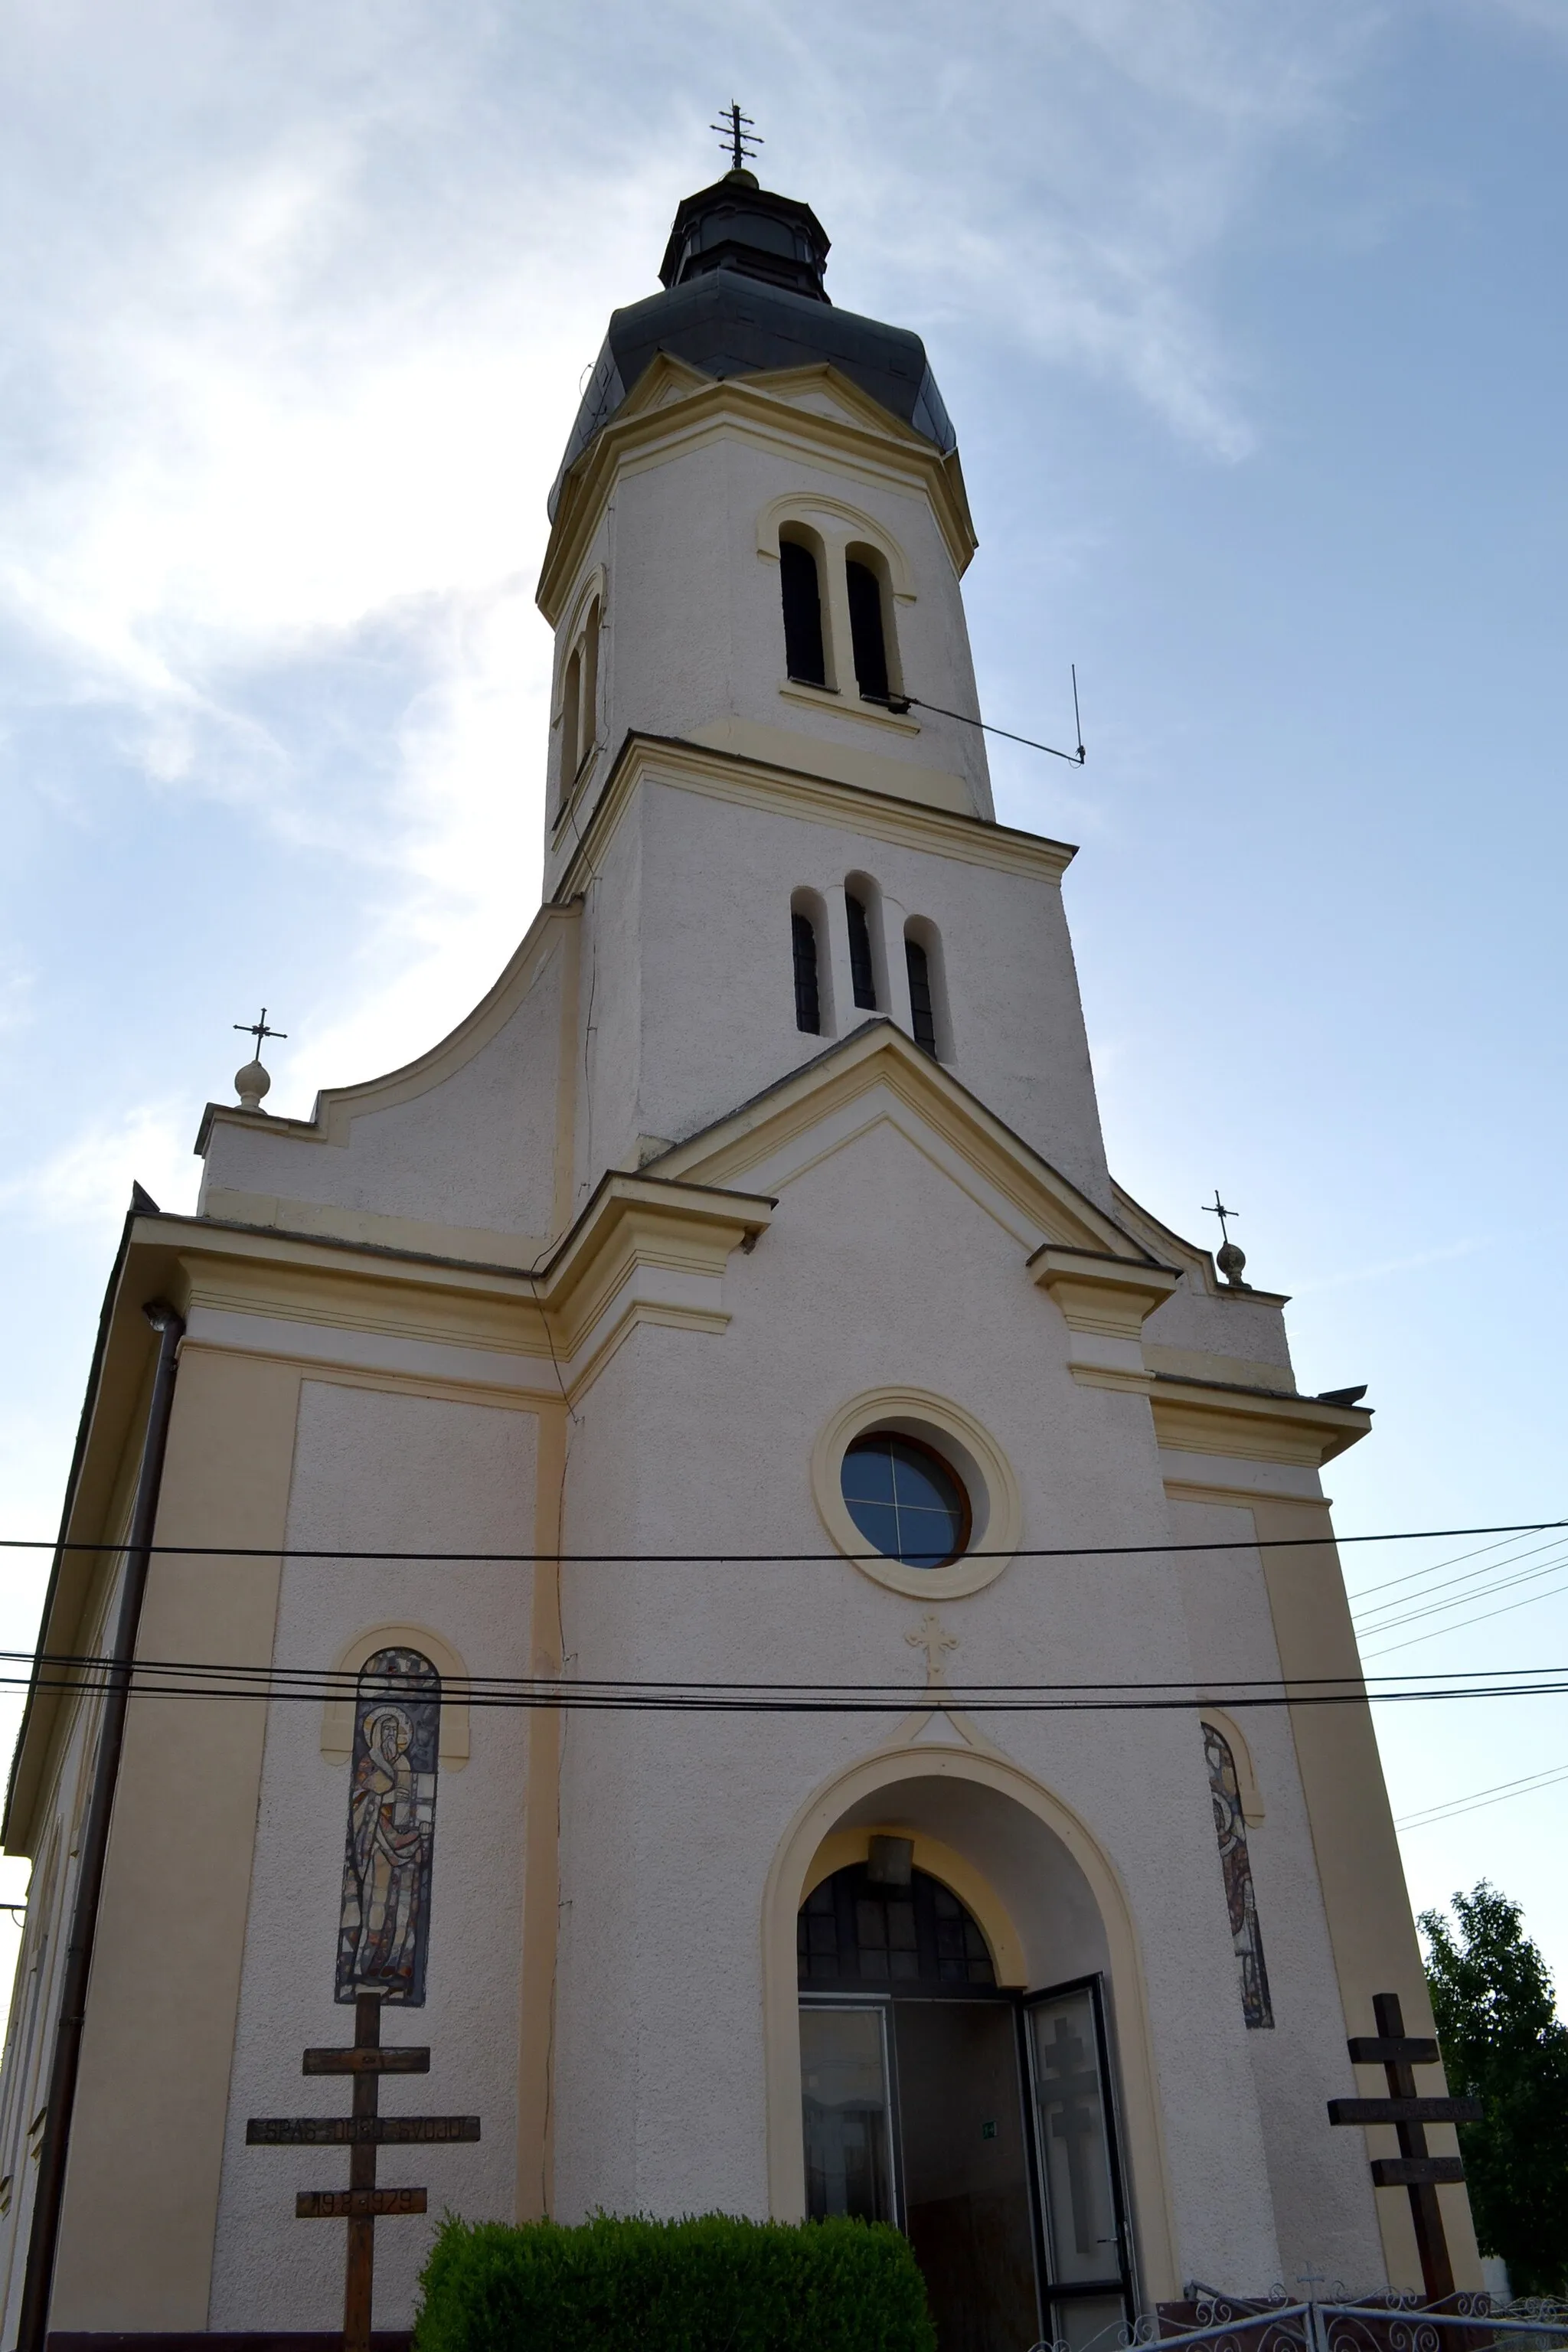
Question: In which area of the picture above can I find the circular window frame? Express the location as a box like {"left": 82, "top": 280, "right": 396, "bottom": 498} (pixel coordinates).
{"left": 812, "top": 1387, "right": 1022, "bottom": 1599}
{"left": 841, "top": 1429, "right": 973, "bottom": 1570}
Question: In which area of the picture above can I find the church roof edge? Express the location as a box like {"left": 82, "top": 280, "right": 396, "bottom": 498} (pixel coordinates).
{"left": 548, "top": 174, "right": 955, "bottom": 518}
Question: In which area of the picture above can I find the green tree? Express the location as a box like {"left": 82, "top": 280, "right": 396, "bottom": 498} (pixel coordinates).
{"left": 1420, "top": 1881, "right": 1568, "bottom": 2298}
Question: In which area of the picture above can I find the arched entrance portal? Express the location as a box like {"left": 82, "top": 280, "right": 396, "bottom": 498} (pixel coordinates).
{"left": 796, "top": 1845, "right": 1135, "bottom": 2352}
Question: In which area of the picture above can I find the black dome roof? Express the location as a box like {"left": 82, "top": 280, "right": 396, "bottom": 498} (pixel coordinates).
{"left": 547, "top": 172, "right": 955, "bottom": 519}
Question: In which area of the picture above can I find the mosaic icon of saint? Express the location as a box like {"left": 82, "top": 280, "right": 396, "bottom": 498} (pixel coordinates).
{"left": 336, "top": 1650, "right": 440, "bottom": 2005}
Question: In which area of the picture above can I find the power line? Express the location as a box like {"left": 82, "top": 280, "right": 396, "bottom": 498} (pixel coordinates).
{"left": 1396, "top": 1761, "right": 1568, "bottom": 1831}
{"left": 2, "top": 1648, "right": 1566, "bottom": 1716}
{"left": 1351, "top": 1530, "right": 1568, "bottom": 1622}
{"left": 1348, "top": 1525, "right": 1566, "bottom": 1604}
{"left": 1361, "top": 1576, "right": 1568, "bottom": 1660}
{"left": 1352, "top": 1544, "right": 1568, "bottom": 1635}
{"left": 3, "top": 1515, "right": 1566, "bottom": 1566}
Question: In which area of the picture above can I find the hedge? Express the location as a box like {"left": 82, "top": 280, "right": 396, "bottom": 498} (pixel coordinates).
{"left": 414, "top": 2210, "right": 937, "bottom": 2352}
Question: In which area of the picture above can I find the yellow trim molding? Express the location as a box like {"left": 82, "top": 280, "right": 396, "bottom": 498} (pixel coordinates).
{"left": 540, "top": 362, "right": 977, "bottom": 620}
{"left": 553, "top": 733, "right": 1075, "bottom": 905}
{"left": 761, "top": 1742, "right": 1178, "bottom": 2300}
{"left": 1030, "top": 1246, "right": 1181, "bottom": 1338}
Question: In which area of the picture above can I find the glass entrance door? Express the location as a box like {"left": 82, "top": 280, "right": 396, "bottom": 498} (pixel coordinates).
{"left": 893, "top": 1999, "right": 1040, "bottom": 2352}
{"left": 1024, "top": 1977, "right": 1135, "bottom": 2350}
{"left": 799, "top": 1862, "right": 1135, "bottom": 2352}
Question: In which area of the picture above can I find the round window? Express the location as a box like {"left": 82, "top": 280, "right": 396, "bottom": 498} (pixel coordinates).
{"left": 840, "top": 1431, "right": 972, "bottom": 1570}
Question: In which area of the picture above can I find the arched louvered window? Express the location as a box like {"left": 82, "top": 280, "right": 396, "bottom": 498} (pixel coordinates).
{"left": 577, "top": 597, "right": 599, "bottom": 771}
{"left": 560, "top": 645, "right": 581, "bottom": 789}
{"left": 780, "top": 536, "right": 827, "bottom": 687}
{"left": 846, "top": 892, "right": 877, "bottom": 1011}
{"left": 792, "top": 910, "right": 821, "bottom": 1034}
{"left": 846, "top": 557, "right": 890, "bottom": 701}
{"left": 903, "top": 920, "right": 948, "bottom": 1060}
{"left": 905, "top": 939, "right": 936, "bottom": 1054}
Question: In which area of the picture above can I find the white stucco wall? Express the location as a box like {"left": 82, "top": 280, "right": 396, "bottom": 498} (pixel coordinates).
{"left": 200, "top": 934, "right": 567, "bottom": 1249}
{"left": 567, "top": 771, "right": 1111, "bottom": 1214}
{"left": 543, "top": 407, "right": 993, "bottom": 890}
{"left": 1169, "top": 1496, "right": 1389, "bottom": 2290}
{"left": 542, "top": 1114, "right": 1393, "bottom": 2291}
{"left": 209, "top": 1380, "right": 537, "bottom": 2333}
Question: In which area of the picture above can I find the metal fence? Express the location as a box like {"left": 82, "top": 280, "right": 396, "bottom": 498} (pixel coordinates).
{"left": 1027, "top": 2291, "right": 1568, "bottom": 2352}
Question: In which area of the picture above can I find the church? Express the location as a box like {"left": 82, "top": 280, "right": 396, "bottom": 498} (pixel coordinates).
{"left": 0, "top": 152, "right": 1480, "bottom": 2351}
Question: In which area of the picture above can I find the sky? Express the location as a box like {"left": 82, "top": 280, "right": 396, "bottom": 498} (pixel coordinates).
{"left": 1, "top": 0, "right": 1565, "bottom": 2017}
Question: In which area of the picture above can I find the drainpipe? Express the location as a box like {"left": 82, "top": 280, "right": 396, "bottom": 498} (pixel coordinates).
{"left": 16, "top": 1298, "right": 185, "bottom": 2352}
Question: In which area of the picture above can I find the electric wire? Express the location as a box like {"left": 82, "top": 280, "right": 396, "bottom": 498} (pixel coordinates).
{"left": 1, "top": 1645, "right": 1566, "bottom": 1716}
{"left": 1361, "top": 1575, "right": 1568, "bottom": 1659}
{"left": 1351, "top": 1544, "right": 1568, "bottom": 1634}
{"left": 1350, "top": 1531, "right": 1568, "bottom": 1623}
{"left": 3, "top": 1514, "right": 1566, "bottom": 1564}
{"left": 1394, "top": 1761, "right": 1568, "bottom": 1831}
{"left": 1347, "top": 1524, "right": 1564, "bottom": 1603}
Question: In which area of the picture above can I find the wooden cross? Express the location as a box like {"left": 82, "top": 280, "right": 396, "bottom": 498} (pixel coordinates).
{"left": 247, "top": 1989, "right": 479, "bottom": 2352}
{"left": 1327, "top": 1989, "right": 1480, "bottom": 2303}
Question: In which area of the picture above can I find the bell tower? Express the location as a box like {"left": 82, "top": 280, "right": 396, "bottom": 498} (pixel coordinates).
{"left": 539, "top": 165, "right": 995, "bottom": 864}
{"left": 537, "top": 166, "right": 1111, "bottom": 1206}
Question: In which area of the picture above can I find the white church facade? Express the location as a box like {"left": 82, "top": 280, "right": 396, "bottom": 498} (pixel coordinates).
{"left": 0, "top": 164, "right": 1480, "bottom": 2349}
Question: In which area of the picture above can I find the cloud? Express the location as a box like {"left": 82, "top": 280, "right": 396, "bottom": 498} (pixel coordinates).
{"left": 0, "top": 0, "right": 1395, "bottom": 1096}
{"left": 0, "top": 1103, "right": 198, "bottom": 1234}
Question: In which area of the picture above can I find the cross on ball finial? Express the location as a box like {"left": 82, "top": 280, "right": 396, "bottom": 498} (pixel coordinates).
{"left": 710, "top": 101, "right": 762, "bottom": 175}
{"left": 1202, "top": 1188, "right": 1250, "bottom": 1289}
{"left": 234, "top": 1006, "right": 287, "bottom": 1053}
{"left": 232, "top": 1007, "right": 287, "bottom": 1115}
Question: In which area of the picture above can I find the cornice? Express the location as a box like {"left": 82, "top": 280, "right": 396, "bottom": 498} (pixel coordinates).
{"left": 551, "top": 731, "right": 1076, "bottom": 905}
{"left": 5, "top": 1169, "right": 773, "bottom": 1838}
{"left": 1148, "top": 1372, "right": 1371, "bottom": 1467}
{"left": 538, "top": 366, "right": 977, "bottom": 622}
{"left": 142, "top": 1171, "right": 775, "bottom": 1356}
{"left": 1028, "top": 1246, "right": 1181, "bottom": 1339}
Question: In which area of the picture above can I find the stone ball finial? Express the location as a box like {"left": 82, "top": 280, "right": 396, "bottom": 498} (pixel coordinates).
{"left": 234, "top": 1058, "right": 271, "bottom": 1114}
{"left": 1217, "top": 1239, "right": 1250, "bottom": 1289}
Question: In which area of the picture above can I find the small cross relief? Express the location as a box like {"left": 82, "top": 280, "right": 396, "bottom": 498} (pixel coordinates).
{"left": 906, "top": 1613, "right": 958, "bottom": 1687}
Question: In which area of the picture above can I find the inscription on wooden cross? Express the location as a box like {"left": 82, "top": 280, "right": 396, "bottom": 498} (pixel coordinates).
{"left": 1326, "top": 1990, "right": 1480, "bottom": 2303}
{"left": 247, "top": 1989, "right": 479, "bottom": 2352}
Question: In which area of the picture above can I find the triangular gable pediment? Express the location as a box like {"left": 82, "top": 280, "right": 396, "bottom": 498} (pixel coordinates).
{"left": 612, "top": 348, "right": 714, "bottom": 421}
{"left": 737, "top": 363, "right": 929, "bottom": 445}
{"left": 609, "top": 353, "right": 925, "bottom": 448}
{"left": 648, "top": 1021, "right": 1160, "bottom": 1263}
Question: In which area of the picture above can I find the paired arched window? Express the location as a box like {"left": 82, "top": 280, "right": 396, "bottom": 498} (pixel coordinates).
{"left": 780, "top": 534, "right": 827, "bottom": 688}
{"left": 557, "top": 592, "right": 601, "bottom": 804}
{"left": 844, "top": 547, "right": 893, "bottom": 702}
{"left": 776, "top": 532, "right": 900, "bottom": 703}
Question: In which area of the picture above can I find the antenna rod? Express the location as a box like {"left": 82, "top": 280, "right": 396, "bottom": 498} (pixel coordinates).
{"left": 893, "top": 680, "right": 1087, "bottom": 767}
